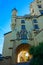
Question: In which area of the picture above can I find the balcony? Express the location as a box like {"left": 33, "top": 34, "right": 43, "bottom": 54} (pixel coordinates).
{"left": 16, "top": 30, "right": 28, "bottom": 40}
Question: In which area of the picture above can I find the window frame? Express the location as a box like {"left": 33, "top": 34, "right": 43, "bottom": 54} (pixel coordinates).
{"left": 38, "top": 5, "right": 42, "bottom": 8}
{"left": 33, "top": 19, "right": 38, "bottom": 23}
{"left": 21, "top": 25, "right": 25, "bottom": 29}
{"left": 34, "top": 24, "right": 39, "bottom": 29}
{"left": 21, "top": 34, "right": 27, "bottom": 40}
{"left": 39, "top": 10, "right": 43, "bottom": 15}
{"left": 21, "top": 20, "right": 25, "bottom": 23}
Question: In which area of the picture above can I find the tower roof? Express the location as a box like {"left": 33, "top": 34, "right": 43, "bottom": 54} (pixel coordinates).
{"left": 12, "top": 8, "right": 17, "bottom": 12}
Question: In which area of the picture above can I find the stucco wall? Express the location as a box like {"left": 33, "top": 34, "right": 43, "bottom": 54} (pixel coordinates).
{"left": 2, "top": 32, "right": 13, "bottom": 57}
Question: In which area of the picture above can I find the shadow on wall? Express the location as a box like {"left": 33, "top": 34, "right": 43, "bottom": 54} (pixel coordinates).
{"left": 0, "top": 55, "right": 11, "bottom": 65}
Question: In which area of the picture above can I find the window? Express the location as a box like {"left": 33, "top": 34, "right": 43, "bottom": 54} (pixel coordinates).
{"left": 21, "top": 34, "right": 27, "bottom": 40}
{"left": 21, "top": 20, "right": 25, "bottom": 23}
{"left": 21, "top": 25, "right": 25, "bottom": 29}
{"left": 38, "top": 5, "right": 41, "bottom": 8}
{"left": 33, "top": 19, "right": 38, "bottom": 23}
{"left": 34, "top": 24, "right": 39, "bottom": 29}
{"left": 20, "top": 29, "right": 28, "bottom": 40}
{"left": 39, "top": 10, "right": 43, "bottom": 15}
{"left": 36, "top": 0, "right": 41, "bottom": 3}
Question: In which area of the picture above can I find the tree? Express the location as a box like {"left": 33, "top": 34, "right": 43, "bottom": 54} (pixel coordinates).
{"left": 29, "top": 42, "right": 43, "bottom": 65}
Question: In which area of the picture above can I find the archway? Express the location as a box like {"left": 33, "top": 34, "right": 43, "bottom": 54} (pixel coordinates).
{"left": 16, "top": 44, "right": 32, "bottom": 63}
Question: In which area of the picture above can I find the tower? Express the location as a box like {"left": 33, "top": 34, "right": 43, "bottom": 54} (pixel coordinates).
{"left": 10, "top": 8, "right": 33, "bottom": 64}
{"left": 30, "top": 0, "right": 43, "bottom": 16}
{"left": 11, "top": 8, "right": 17, "bottom": 31}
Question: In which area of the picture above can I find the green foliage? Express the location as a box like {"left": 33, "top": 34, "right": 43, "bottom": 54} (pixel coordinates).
{"left": 29, "top": 42, "right": 43, "bottom": 65}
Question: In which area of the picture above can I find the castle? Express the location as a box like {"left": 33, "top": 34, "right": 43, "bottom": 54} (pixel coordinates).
{"left": 0, "top": 0, "right": 43, "bottom": 65}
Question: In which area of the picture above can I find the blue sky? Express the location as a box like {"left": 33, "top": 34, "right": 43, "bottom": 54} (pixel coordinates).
{"left": 0, "top": 0, "right": 34, "bottom": 54}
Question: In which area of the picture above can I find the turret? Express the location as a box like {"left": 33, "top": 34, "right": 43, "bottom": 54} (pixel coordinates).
{"left": 12, "top": 8, "right": 17, "bottom": 17}
{"left": 11, "top": 8, "right": 17, "bottom": 31}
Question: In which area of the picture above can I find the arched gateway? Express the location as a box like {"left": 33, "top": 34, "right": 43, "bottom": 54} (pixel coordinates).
{"left": 16, "top": 44, "right": 32, "bottom": 63}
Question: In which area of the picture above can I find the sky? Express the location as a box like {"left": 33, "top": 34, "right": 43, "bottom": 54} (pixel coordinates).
{"left": 0, "top": 0, "right": 34, "bottom": 54}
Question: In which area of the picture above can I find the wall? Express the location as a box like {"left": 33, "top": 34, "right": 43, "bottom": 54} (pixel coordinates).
{"left": 2, "top": 32, "right": 13, "bottom": 57}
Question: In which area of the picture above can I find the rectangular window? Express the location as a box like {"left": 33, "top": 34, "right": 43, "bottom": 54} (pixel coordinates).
{"left": 21, "top": 20, "right": 25, "bottom": 23}
{"left": 38, "top": 5, "right": 41, "bottom": 8}
{"left": 34, "top": 24, "right": 39, "bottom": 29}
{"left": 21, "top": 25, "right": 25, "bottom": 29}
{"left": 21, "top": 35, "right": 27, "bottom": 40}
{"left": 33, "top": 19, "right": 38, "bottom": 23}
{"left": 39, "top": 10, "right": 43, "bottom": 15}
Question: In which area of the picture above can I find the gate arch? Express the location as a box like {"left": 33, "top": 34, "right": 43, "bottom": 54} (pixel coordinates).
{"left": 16, "top": 44, "right": 32, "bottom": 63}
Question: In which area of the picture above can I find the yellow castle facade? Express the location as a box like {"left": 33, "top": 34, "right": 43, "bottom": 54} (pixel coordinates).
{"left": 2, "top": 0, "right": 43, "bottom": 64}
